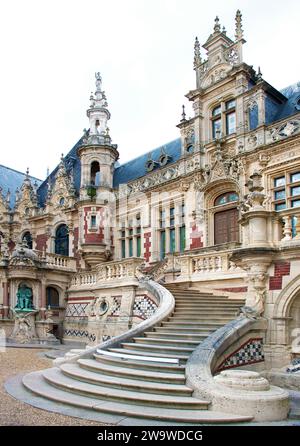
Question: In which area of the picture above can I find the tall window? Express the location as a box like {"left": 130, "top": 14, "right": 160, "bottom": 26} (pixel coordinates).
{"left": 211, "top": 99, "right": 236, "bottom": 139}
{"left": 91, "top": 161, "right": 100, "bottom": 186}
{"left": 55, "top": 224, "right": 69, "bottom": 256}
{"left": 273, "top": 171, "right": 300, "bottom": 211}
{"left": 22, "top": 231, "right": 33, "bottom": 249}
{"left": 159, "top": 202, "right": 185, "bottom": 259}
{"left": 214, "top": 192, "right": 239, "bottom": 245}
{"left": 120, "top": 214, "right": 142, "bottom": 259}
{"left": 46, "top": 287, "right": 59, "bottom": 308}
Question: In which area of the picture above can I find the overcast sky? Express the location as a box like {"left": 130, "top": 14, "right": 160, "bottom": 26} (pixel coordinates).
{"left": 0, "top": 0, "right": 299, "bottom": 180}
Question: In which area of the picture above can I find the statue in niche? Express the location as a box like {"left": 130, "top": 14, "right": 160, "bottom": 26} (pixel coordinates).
{"left": 15, "top": 284, "right": 34, "bottom": 311}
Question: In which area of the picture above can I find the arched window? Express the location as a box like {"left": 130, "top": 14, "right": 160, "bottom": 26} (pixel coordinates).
{"left": 22, "top": 231, "right": 33, "bottom": 249}
{"left": 214, "top": 192, "right": 239, "bottom": 206}
{"left": 55, "top": 224, "right": 69, "bottom": 256}
{"left": 46, "top": 286, "right": 59, "bottom": 308}
{"left": 91, "top": 161, "right": 100, "bottom": 186}
{"left": 214, "top": 192, "right": 239, "bottom": 245}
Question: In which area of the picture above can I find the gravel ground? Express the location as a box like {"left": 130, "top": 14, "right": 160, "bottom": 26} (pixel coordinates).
{"left": 0, "top": 347, "right": 109, "bottom": 426}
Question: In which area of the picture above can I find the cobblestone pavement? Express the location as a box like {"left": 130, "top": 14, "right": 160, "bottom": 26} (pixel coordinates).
{"left": 0, "top": 347, "right": 108, "bottom": 426}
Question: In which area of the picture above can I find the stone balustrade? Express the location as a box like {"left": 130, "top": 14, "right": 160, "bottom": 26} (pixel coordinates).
{"left": 97, "top": 257, "right": 144, "bottom": 281}
{"left": 280, "top": 211, "right": 300, "bottom": 242}
{"left": 173, "top": 248, "right": 243, "bottom": 282}
{"left": 34, "top": 250, "right": 77, "bottom": 272}
{"left": 70, "top": 257, "right": 144, "bottom": 288}
{"left": 71, "top": 272, "right": 97, "bottom": 286}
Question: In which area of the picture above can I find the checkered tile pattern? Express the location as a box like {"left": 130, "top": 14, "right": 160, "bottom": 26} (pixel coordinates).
{"left": 64, "top": 329, "right": 96, "bottom": 342}
{"left": 217, "top": 338, "right": 264, "bottom": 372}
{"left": 109, "top": 296, "right": 121, "bottom": 317}
{"left": 65, "top": 303, "right": 89, "bottom": 318}
{"left": 287, "top": 358, "right": 300, "bottom": 373}
{"left": 133, "top": 295, "right": 158, "bottom": 320}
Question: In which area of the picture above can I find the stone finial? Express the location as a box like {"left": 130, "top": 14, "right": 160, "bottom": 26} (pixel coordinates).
{"left": 214, "top": 16, "right": 221, "bottom": 33}
{"left": 235, "top": 9, "right": 243, "bottom": 41}
{"left": 257, "top": 66, "right": 263, "bottom": 82}
{"left": 193, "top": 36, "right": 201, "bottom": 69}
{"left": 181, "top": 105, "right": 187, "bottom": 122}
{"left": 26, "top": 167, "right": 29, "bottom": 178}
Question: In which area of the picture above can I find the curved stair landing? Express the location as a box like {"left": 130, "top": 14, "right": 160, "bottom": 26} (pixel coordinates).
{"left": 22, "top": 286, "right": 252, "bottom": 424}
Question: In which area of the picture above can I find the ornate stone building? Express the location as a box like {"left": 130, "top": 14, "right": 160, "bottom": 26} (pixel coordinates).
{"left": 1, "top": 10, "right": 300, "bottom": 389}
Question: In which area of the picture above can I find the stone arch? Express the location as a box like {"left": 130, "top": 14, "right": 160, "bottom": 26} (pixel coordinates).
{"left": 202, "top": 180, "right": 240, "bottom": 246}
{"left": 272, "top": 274, "right": 300, "bottom": 350}
{"left": 46, "top": 285, "right": 61, "bottom": 308}
{"left": 274, "top": 274, "right": 300, "bottom": 319}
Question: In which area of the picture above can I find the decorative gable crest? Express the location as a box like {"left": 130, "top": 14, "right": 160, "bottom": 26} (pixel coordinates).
{"left": 46, "top": 155, "right": 76, "bottom": 210}
{"left": 14, "top": 169, "right": 38, "bottom": 218}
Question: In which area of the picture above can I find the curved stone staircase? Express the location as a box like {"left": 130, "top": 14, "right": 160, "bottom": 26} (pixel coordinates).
{"left": 22, "top": 286, "right": 252, "bottom": 424}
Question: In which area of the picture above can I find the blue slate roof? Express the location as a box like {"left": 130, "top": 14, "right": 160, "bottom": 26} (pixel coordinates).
{"left": 113, "top": 138, "right": 181, "bottom": 187}
{"left": 37, "top": 137, "right": 83, "bottom": 207}
{"left": 2, "top": 81, "right": 300, "bottom": 210}
{"left": 0, "top": 165, "right": 42, "bottom": 209}
{"left": 276, "top": 82, "right": 300, "bottom": 121}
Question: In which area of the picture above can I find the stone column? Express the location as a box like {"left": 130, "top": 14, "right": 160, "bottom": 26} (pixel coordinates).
{"left": 2, "top": 281, "right": 9, "bottom": 319}
{"left": 39, "top": 280, "right": 47, "bottom": 320}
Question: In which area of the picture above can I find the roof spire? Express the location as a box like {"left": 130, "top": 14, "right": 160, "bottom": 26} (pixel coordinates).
{"left": 214, "top": 16, "right": 221, "bottom": 33}
{"left": 193, "top": 37, "right": 201, "bottom": 69}
{"left": 181, "top": 105, "right": 187, "bottom": 122}
{"left": 257, "top": 66, "right": 263, "bottom": 81}
{"left": 235, "top": 10, "right": 243, "bottom": 41}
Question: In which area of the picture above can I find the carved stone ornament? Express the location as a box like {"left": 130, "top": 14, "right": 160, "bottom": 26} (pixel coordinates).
{"left": 269, "top": 120, "right": 300, "bottom": 142}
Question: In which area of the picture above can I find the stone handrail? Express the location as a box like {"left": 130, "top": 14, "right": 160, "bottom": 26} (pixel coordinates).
{"left": 71, "top": 272, "right": 97, "bottom": 286}
{"left": 33, "top": 250, "right": 77, "bottom": 271}
{"left": 54, "top": 279, "right": 175, "bottom": 365}
{"left": 177, "top": 249, "right": 244, "bottom": 280}
{"left": 184, "top": 316, "right": 289, "bottom": 421}
{"left": 97, "top": 257, "right": 144, "bottom": 281}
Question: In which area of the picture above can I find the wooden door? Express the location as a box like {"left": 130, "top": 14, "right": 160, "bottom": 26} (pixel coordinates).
{"left": 214, "top": 208, "right": 239, "bottom": 245}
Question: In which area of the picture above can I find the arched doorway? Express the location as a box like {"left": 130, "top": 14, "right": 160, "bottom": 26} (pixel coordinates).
{"left": 22, "top": 231, "right": 33, "bottom": 249}
{"left": 214, "top": 192, "right": 239, "bottom": 244}
{"left": 54, "top": 224, "right": 69, "bottom": 256}
{"left": 46, "top": 286, "right": 60, "bottom": 308}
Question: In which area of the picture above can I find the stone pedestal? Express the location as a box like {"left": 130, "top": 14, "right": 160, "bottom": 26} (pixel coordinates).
{"left": 9, "top": 310, "right": 39, "bottom": 344}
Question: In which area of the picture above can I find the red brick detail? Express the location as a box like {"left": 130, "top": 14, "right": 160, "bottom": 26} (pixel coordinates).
{"left": 67, "top": 296, "right": 93, "bottom": 302}
{"left": 269, "top": 261, "right": 291, "bottom": 291}
{"left": 216, "top": 287, "right": 248, "bottom": 293}
{"left": 73, "top": 227, "right": 81, "bottom": 267}
{"left": 190, "top": 223, "right": 203, "bottom": 250}
{"left": 36, "top": 234, "right": 48, "bottom": 251}
{"left": 83, "top": 206, "right": 104, "bottom": 244}
{"left": 8, "top": 240, "right": 15, "bottom": 252}
{"left": 144, "top": 232, "right": 151, "bottom": 262}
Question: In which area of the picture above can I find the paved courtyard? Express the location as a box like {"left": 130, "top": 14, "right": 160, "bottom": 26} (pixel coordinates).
{"left": 0, "top": 347, "right": 107, "bottom": 426}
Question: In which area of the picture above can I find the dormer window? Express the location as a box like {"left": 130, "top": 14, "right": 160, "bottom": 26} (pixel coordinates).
{"left": 211, "top": 99, "right": 236, "bottom": 139}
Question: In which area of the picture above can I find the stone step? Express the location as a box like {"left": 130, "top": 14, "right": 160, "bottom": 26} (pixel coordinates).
{"left": 145, "top": 331, "right": 208, "bottom": 340}
{"left": 168, "top": 317, "right": 232, "bottom": 324}
{"left": 42, "top": 367, "right": 208, "bottom": 409}
{"left": 134, "top": 336, "right": 201, "bottom": 347}
{"left": 162, "top": 320, "right": 225, "bottom": 327}
{"left": 174, "top": 300, "right": 244, "bottom": 306}
{"left": 174, "top": 308, "right": 239, "bottom": 313}
{"left": 22, "top": 371, "right": 252, "bottom": 424}
{"left": 108, "top": 348, "right": 190, "bottom": 361}
{"left": 93, "top": 352, "right": 186, "bottom": 373}
{"left": 60, "top": 363, "right": 192, "bottom": 396}
{"left": 120, "top": 342, "right": 195, "bottom": 354}
{"left": 78, "top": 358, "right": 186, "bottom": 384}
{"left": 155, "top": 326, "right": 215, "bottom": 334}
